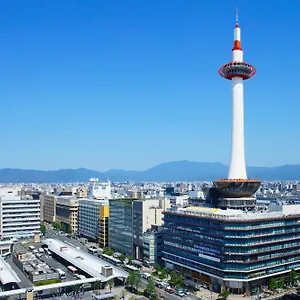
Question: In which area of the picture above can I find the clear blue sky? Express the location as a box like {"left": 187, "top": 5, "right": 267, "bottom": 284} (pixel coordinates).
{"left": 0, "top": 0, "right": 299, "bottom": 171}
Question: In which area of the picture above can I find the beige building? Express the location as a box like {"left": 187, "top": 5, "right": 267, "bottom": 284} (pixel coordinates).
{"left": 76, "top": 188, "right": 88, "bottom": 198}
{"left": 43, "top": 194, "right": 58, "bottom": 223}
{"left": 56, "top": 196, "right": 79, "bottom": 234}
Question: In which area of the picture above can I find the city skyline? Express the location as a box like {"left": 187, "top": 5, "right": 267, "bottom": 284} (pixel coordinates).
{"left": 0, "top": 1, "right": 299, "bottom": 170}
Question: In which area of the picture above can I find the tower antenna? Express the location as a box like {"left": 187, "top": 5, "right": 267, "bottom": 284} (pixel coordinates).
{"left": 236, "top": 7, "right": 239, "bottom": 25}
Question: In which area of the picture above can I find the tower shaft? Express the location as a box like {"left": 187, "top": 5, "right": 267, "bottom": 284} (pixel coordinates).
{"left": 228, "top": 21, "right": 246, "bottom": 179}
{"left": 229, "top": 77, "right": 247, "bottom": 179}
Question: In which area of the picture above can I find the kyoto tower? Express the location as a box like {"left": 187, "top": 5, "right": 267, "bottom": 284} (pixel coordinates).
{"left": 213, "top": 11, "right": 261, "bottom": 210}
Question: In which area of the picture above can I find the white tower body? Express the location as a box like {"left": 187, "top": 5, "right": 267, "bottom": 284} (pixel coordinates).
{"left": 228, "top": 25, "right": 247, "bottom": 179}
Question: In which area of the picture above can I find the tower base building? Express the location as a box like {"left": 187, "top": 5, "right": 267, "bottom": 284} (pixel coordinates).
{"left": 163, "top": 205, "right": 300, "bottom": 294}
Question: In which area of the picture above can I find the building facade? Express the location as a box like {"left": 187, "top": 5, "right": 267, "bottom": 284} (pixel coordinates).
{"left": 99, "top": 205, "right": 109, "bottom": 249}
{"left": 163, "top": 205, "right": 300, "bottom": 295}
{"left": 78, "top": 199, "right": 109, "bottom": 247}
{"left": 43, "top": 194, "right": 57, "bottom": 223}
{"left": 56, "top": 196, "right": 79, "bottom": 234}
{"left": 88, "top": 178, "right": 111, "bottom": 200}
{"left": 0, "top": 188, "right": 40, "bottom": 238}
{"left": 109, "top": 199, "right": 134, "bottom": 257}
{"left": 143, "top": 225, "right": 163, "bottom": 266}
{"left": 109, "top": 198, "right": 169, "bottom": 258}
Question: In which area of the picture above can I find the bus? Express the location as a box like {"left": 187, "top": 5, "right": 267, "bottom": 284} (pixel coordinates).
{"left": 1, "top": 252, "right": 11, "bottom": 259}
{"left": 124, "top": 264, "right": 139, "bottom": 272}
{"left": 99, "top": 253, "right": 122, "bottom": 267}
{"left": 57, "top": 268, "right": 66, "bottom": 279}
{"left": 45, "top": 249, "right": 52, "bottom": 257}
{"left": 67, "top": 265, "right": 78, "bottom": 275}
{"left": 75, "top": 274, "right": 86, "bottom": 280}
{"left": 88, "top": 247, "right": 98, "bottom": 255}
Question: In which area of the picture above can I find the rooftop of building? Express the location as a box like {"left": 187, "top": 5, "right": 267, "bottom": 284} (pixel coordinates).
{"left": 44, "top": 239, "right": 127, "bottom": 281}
{"left": 167, "top": 204, "right": 300, "bottom": 221}
{"left": 0, "top": 256, "right": 21, "bottom": 285}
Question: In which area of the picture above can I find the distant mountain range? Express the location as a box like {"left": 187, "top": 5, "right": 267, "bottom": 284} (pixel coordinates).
{"left": 0, "top": 161, "right": 300, "bottom": 183}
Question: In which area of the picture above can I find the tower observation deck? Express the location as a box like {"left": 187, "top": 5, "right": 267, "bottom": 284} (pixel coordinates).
{"left": 213, "top": 11, "right": 261, "bottom": 210}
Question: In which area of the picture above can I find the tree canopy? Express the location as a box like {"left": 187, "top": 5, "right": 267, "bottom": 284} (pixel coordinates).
{"left": 146, "top": 277, "right": 156, "bottom": 295}
{"left": 126, "top": 271, "right": 141, "bottom": 291}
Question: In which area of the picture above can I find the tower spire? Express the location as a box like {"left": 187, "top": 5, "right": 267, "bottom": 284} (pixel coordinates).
{"left": 236, "top": 7, "right": 239, "bottom": 26}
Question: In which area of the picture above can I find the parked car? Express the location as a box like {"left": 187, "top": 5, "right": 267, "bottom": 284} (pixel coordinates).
{"left": 165, "top": 287, "right": 175, "bottom": 294}
{"left": 175, "top": 290, "right": 185, "bottom": 297}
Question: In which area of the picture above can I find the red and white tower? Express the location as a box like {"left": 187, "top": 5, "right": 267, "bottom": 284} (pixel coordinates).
{"left": 213, "top": 11, "right": 260, "bottom": 210}
{"left": 218, "top": 10, "right": 256, "bottom": 179}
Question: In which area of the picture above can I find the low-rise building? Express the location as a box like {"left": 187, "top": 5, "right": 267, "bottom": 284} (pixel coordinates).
{"left": 13, "top": 250, "right": 59, "bottom": 283}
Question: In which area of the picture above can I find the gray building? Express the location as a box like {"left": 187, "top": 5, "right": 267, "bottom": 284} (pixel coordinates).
{"left": 109, "top": 199, "right": 169, "bottom": 259}
{"left": 143, "top": 225, "right": 164, "bottom": 266}
{"left": 78, "top": 199, "right": 108, "bottom": 242}
{"left": 109, "top": 199, "right": 134, "bottom": 257}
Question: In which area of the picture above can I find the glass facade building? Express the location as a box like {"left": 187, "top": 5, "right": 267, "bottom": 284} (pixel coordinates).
{"left": 109, "top": 199, "right": 167, "bottom": 259}
{"left": 109, "top": 199, "right": 134, "bottom": 257}
{"left": 163, "top": 205, "right": 300, "bottom": 294}
{"left": 78, "top": 199, "right": 109, "bottom": 247}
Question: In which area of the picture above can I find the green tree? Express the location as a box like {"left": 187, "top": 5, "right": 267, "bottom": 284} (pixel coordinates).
{"left": 269, "top": 278, "right": 278, "bottom": 290}
{"left": 120, "top": 254, "right": 126, "bottom": 262}
{"left": 40, "top": 223, "right": 46, "bottom": 235}
{"left": 289, "top": 268, "right": 298, "bottom": 285}
{"left": 126, "top": 271, "right": 141, "bottom": 291}
{"left": 103, "top": 247, "right": 114, "bottom": 256}
{"left": 161, "top": 267, "right": 168, "bottom": 279}
{"left": 128, "top": 256, "right": 134, "bottom": 264}
{"left": 220, "top": 289, "right": 230, "bottom": 300}
{"left": 94, "top": 280, "right": 101, "bottom": 292}
{"left": 277, "top": 277, "right": 285, "bottom": 289}
{"left": 146, "top": 277, "right": 156, "bottom": 295}
{"left": 170, "top": 271, "right": 183, "bottom": 287}
{"left": 73, "top": 284, "right": 81, "bottom": 295}
{"left": 154, "top": 264, "right": 161, "bottom": 272}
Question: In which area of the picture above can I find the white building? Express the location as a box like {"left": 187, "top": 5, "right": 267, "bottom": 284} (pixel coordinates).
{"left": 188, "top": 189, "right": 204, "bottom": 199}
{"left": 167, "top": 194, "right": 189, "bottom": 206}
{"left": 0, "top": 188, "right": 40, "bottom": 238}
{"left": 88, "top": 178, "right": 111, "bottom": 200}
